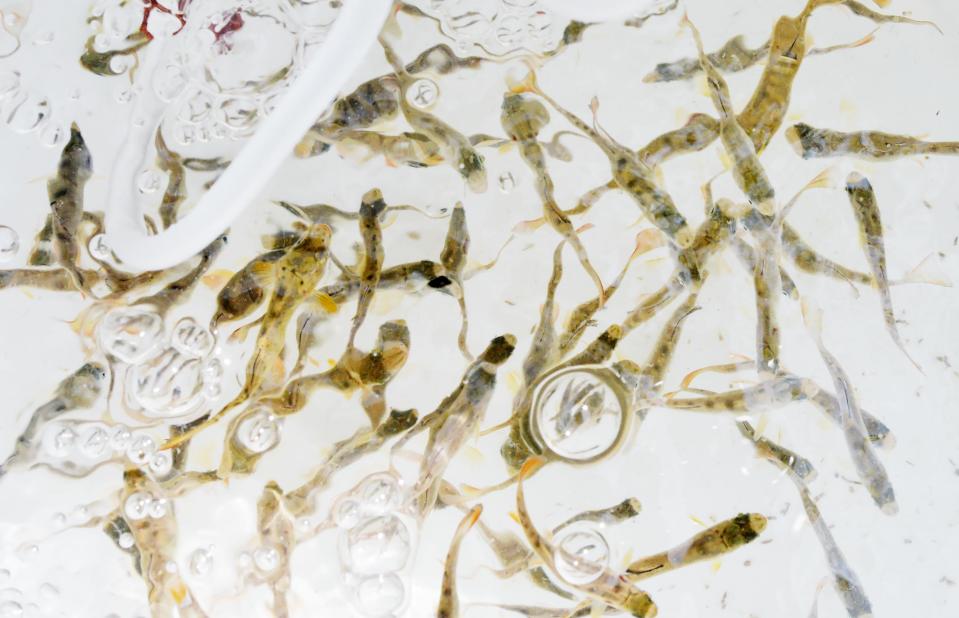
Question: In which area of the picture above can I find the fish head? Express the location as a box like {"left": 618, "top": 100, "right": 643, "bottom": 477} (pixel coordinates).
{"left": 299, "top": 222, "right": 332, "bottom": 252}
{"left": 500, "top": 94, "right": 549, "bottom": 140}
{"left": 360, "top": 188, "right": 388, "bottom": 217}
{"left": 382, "top": 408, "right": 419, "bottom": 435}
{"left": 481, "top": 333, "right": 517, "bottom": 365}
{"left": 458, "top": 149, "right": 488, "bottom": 193}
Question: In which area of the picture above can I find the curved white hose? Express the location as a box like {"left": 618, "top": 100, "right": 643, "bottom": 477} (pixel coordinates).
{"left": 105, "top": 0, "right": 393, "bottom": 270}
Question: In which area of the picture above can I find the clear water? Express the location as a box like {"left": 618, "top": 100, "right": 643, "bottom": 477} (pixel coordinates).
{"left": 1, "top": 0, "right": 958, "bottom": 616}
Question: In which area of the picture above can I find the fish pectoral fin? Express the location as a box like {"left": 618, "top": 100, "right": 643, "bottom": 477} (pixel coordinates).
{"left": 309, "top": 291, "right": 339, "bottom": 314}
{"left": 229, "top": 317, "right": 264, "bottom": 344}
{"left": 250, "top": 261, "right": 277, "bottom": 286}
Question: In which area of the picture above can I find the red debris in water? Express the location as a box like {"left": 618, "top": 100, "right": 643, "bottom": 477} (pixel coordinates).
{"left": 138, "top": 0, "right": 188, "bottom": 40}
{"left": 209, "top": 11, "right": 245, "bottom": 52}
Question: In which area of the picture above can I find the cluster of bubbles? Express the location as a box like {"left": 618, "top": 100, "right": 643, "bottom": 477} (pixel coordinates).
{"left": 139, "top": 0, "right": 343, "bottom": 145}
{"left": 0, "top": 568, "right": 62, "bottom": 618}
{"left": 531, "top": 366, "right": 627, "bottom": 463}
{"left": 97, "top": 309, "right": 222, "bottom": 420}
{"left": 409, "top": 0, "right": 564, "bottom": 56}
{"left": 124, "top": 489, "right": 170, "bottom": 520}
{"left": 38, "top": 419, "right": 174, "bottom": 480}
{"left": 233, "top": 407, "right": 281, "bottom": 455}
{"left": 332, "top": 472, "right": 416, "bottom": 618}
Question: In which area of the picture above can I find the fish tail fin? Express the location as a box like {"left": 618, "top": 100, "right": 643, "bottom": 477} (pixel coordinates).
{"left": 892, "top": 252, "right": 953, "bottom": 287}
{"left": 507, "top": 60, "right": 541, "bottom": 94}
{"left": 518, "top": 456, "right": 546, "bottom": 481}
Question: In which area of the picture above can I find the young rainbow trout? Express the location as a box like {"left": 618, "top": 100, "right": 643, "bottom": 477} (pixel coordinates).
{"left": 392, "top": 334, "right": 515, "bottom": 516}
{"left": 379, "top": 36, "right": 487, "bottom": 192}
{"left": 163, "top": 223, "right": 336, "bottom": 450}
{"left": 515, "top": 458, "right": 658, "bottom": 617}
{"left": 512, "top": 71, "right": 693, "bottom": 250}
{"left": 437, "top": 505, "right": 483, "bottom": 618}
{"left": 500, "top": 92, "right": 608, "bottom": 302}
{"left": 47, "top": 124, "right": 96, "bottom": 293}
{"left": 347, "top": 188, "right": 387, "bottom": 350}
{"left": 845, "top": 173, "right": 922, "bottom": 371}
{"left": 625, "top": 513, "right": 767, "bottom": 580}
{"left": 789, "top": 123, "right": 959, "bottom": 160}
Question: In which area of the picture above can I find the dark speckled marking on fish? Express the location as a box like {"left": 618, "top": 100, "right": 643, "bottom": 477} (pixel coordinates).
{"left": 788, "top": 123, "right": 959, "bottom": 160}
{"left": 626, "top": 513, "right": 767, "bottom": 580}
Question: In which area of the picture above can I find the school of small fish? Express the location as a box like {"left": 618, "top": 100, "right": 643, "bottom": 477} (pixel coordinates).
{"left": 1, "top": 0, "right": 957, "bottom": 616}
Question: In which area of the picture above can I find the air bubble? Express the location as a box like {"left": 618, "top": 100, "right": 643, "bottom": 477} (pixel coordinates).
{"left": 497, "top": 171, "right": 517, "bottom": 193}
{"left": 253, "top": 545, "right": 279, "bottom": 572}
{"left": 0, "top": 226, "right": 19, "bottom": 262}
{"left": 406, "top": 79, "right": 438, "bottom": 110}
{"left": 353, "top": 573, "right": 405, "bottom": 617}
{"left": 127, "top": 349, "right": 207, "bottom": 418}
{"left": 115, "top": 88, "right": 134, "bottom": 104}
{"left": 88, "top": 234, "right": 112, "bottom": 261}
{"left": 531, "top": 367, "right": 626, "bottom": 463}
{"left": 179, "top": 92, "right": 213, "bottom": 124}
{"left": 358, "top": 473, "right": 400, "bottom": 515}
{"left": 554, "top": 528, "right": 610, "bottom": 585}
{"left": 189, "top": 547, "right": 214, "bottom": 576}
{"left": 32, "top": 31, "right": 55, "bottom": 46}
{"left": 118, "top": 532, "right": 135, "bottom": 549}
{"left": 78, "top": 424, "right": 110, "bottom": 459}
{"left": 333, "top": 499, "right": 362, "bottom": 530}
{"left": 148, "top": 498, "right": 169, "bottom": 519}
{"left": 110, "top": 425, "right": 133, "bottom": 451}
{"left": 98, "top": 307, "right": 164, "bottom": 364}
{"left": 495, "top": 16, "right": 524, "bottom": 46}
{"left": 219, "top": 97, "right": 258, "bottom": 131}
{"left": 0, "top": 601, "right": 23, "bottom": 618}
{"left": 235, "top": 409, "right": 280, "bottom": 454}
{"left": 124, "top": 492, "right": 152, "bottom": 520}
{"left": 345, "top": 515, "right": 411, "bottom": 575}
{"left": 172, "top": 318, "right": 214, "bottom": 358}
{"left": 42, "top": 425, "right": 76, "bottom": 458}
{"left": 147, "top": 451, "right": 173, "bottom": 477}
{"left": 40, "top": 123, "right": 67, "bottom": 148}
{"left": 109, "top": 54, "right": 134, "bottom": 75}
{"left": 176, "top": 124, "right": 196, "bottom": 145}
{"left": 37, "top": 583, "right": 57, "bottom": 600}
{"left": 137, "top": 170, "right": 162, "bottom": 194}
{"left": 126, "top": 435, "right": 157, "bottom": 466}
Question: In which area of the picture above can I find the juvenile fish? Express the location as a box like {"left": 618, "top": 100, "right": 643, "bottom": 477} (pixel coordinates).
{"left": 500, "top": 92, "right": 607, "bottom": 301}
{"left": 283, "top": 408, "right": 418, "bottom": 517}
{"left": 210, "top": 249, "right": 285, "bottom": 331}
{"left": 47, "top": 124, "right": 96, "bottom": 293}
{"left": 789, "top": 471, "right": 874, "bottom": 618}
{"left": 0, "top": 268, "right": 87, "bottom": 292}
{"left": 80, "top": 31, "right": 150, "bottom": 76}
{"left": 437, "top": 505, "right": 482, "bottom": 618}
{"left": 845, "top": 173, "right": 921, "bottom": 371}
{"left": 789, "top": 123, "right": 959, "bottom": 160}
{"left": 515, "top": 458, "right": 658, "bottom": 617}
{"left": 156, "top": 129, "right": 187, "bottom": 228}
{"left": 334, "top": 129, "right": 444, "bottom": 168}
{"left": 523, "top": 240, "right": 565, "bottom": 386}
{"left": 133, "top": 235, "right": 226, "bottom": 316}
{"left": 0, "top": 363, "right": 106, "bottom": 477}
{"left": 393, "top": 334, "right": 515, "bottom": 516}
{"left": 804, "top": 304, "right": 898, "bottom": 514}
{"left": 380, "top": 36, "right": 487, "bottom": 192}
{"left": 737, "top": 420, "right": 818, "bottom": 481}
{"left": 514, "top": 73, "right": 693, "bottom": 249}
{"left": 625, "top": 513, "right": 767, "bottom": 580}
{"left": 163, "top": 223, "right": 335, "bottom": 450}
{"left": 684, "top": 15, "right": 776, "bottom": 215}
{"left": 638, "top": 114, "right": 721, "bottom": 168}
{"left": 553, "top": 497, "right": 643, "bottom": 534}
{"left": 253, "top": 482, "right": 295, "bottom": 617}
{"left": 439, "top": 202, "right": 473, "bottom": 360}
{"left": 664, "top": 374, "right": 814, "bottom": 413}
{"left": 347, "top": 189, "right": 387, "bottom": 349}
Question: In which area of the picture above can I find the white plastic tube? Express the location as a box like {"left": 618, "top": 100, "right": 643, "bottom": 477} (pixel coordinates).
{"left": 105, "top": 0, "right": 393, "bottom": 271}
